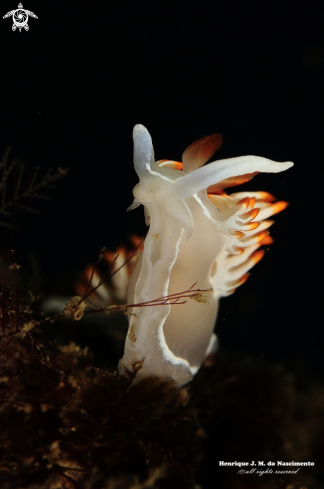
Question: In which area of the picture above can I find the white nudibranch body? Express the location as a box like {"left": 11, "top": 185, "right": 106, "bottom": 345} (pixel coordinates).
{"left": 118, "top": 125, "right": 293, "bottom": 386}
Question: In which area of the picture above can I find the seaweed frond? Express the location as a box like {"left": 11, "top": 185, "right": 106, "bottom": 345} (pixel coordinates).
{"left": 0, "top": 147, "right": 68, "bottom": 239}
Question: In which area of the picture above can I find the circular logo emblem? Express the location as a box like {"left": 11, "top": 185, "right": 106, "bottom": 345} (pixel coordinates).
{"left": 13, "top": 8, "right": 28, "bottom": 29}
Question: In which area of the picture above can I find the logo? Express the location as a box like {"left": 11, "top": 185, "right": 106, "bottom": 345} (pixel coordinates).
{"left": 3, "top": 3, "right": 38, "bottom": 32}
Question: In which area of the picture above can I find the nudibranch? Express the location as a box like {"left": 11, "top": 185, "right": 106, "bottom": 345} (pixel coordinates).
{"left": 118, "top": 125, "right": 293, "bottom": 386}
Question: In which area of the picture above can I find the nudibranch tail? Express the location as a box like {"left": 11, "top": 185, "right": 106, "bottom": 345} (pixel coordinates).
{"left": 119, "top": 125, "right": 293, "bottom": 386}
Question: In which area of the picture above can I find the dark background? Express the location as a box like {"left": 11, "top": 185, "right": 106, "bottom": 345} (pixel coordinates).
{"left": 0, "top": 1, "right": 323, "bottom": 379}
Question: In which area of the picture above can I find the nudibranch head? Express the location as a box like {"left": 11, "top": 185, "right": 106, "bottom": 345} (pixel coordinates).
{"left": 119, "top": 125, "right": 293, "bottom": 386}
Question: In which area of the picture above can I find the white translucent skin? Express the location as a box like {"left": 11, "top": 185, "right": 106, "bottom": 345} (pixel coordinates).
{"left": 118, "top": 125, "right": 293, "bottom": 386}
